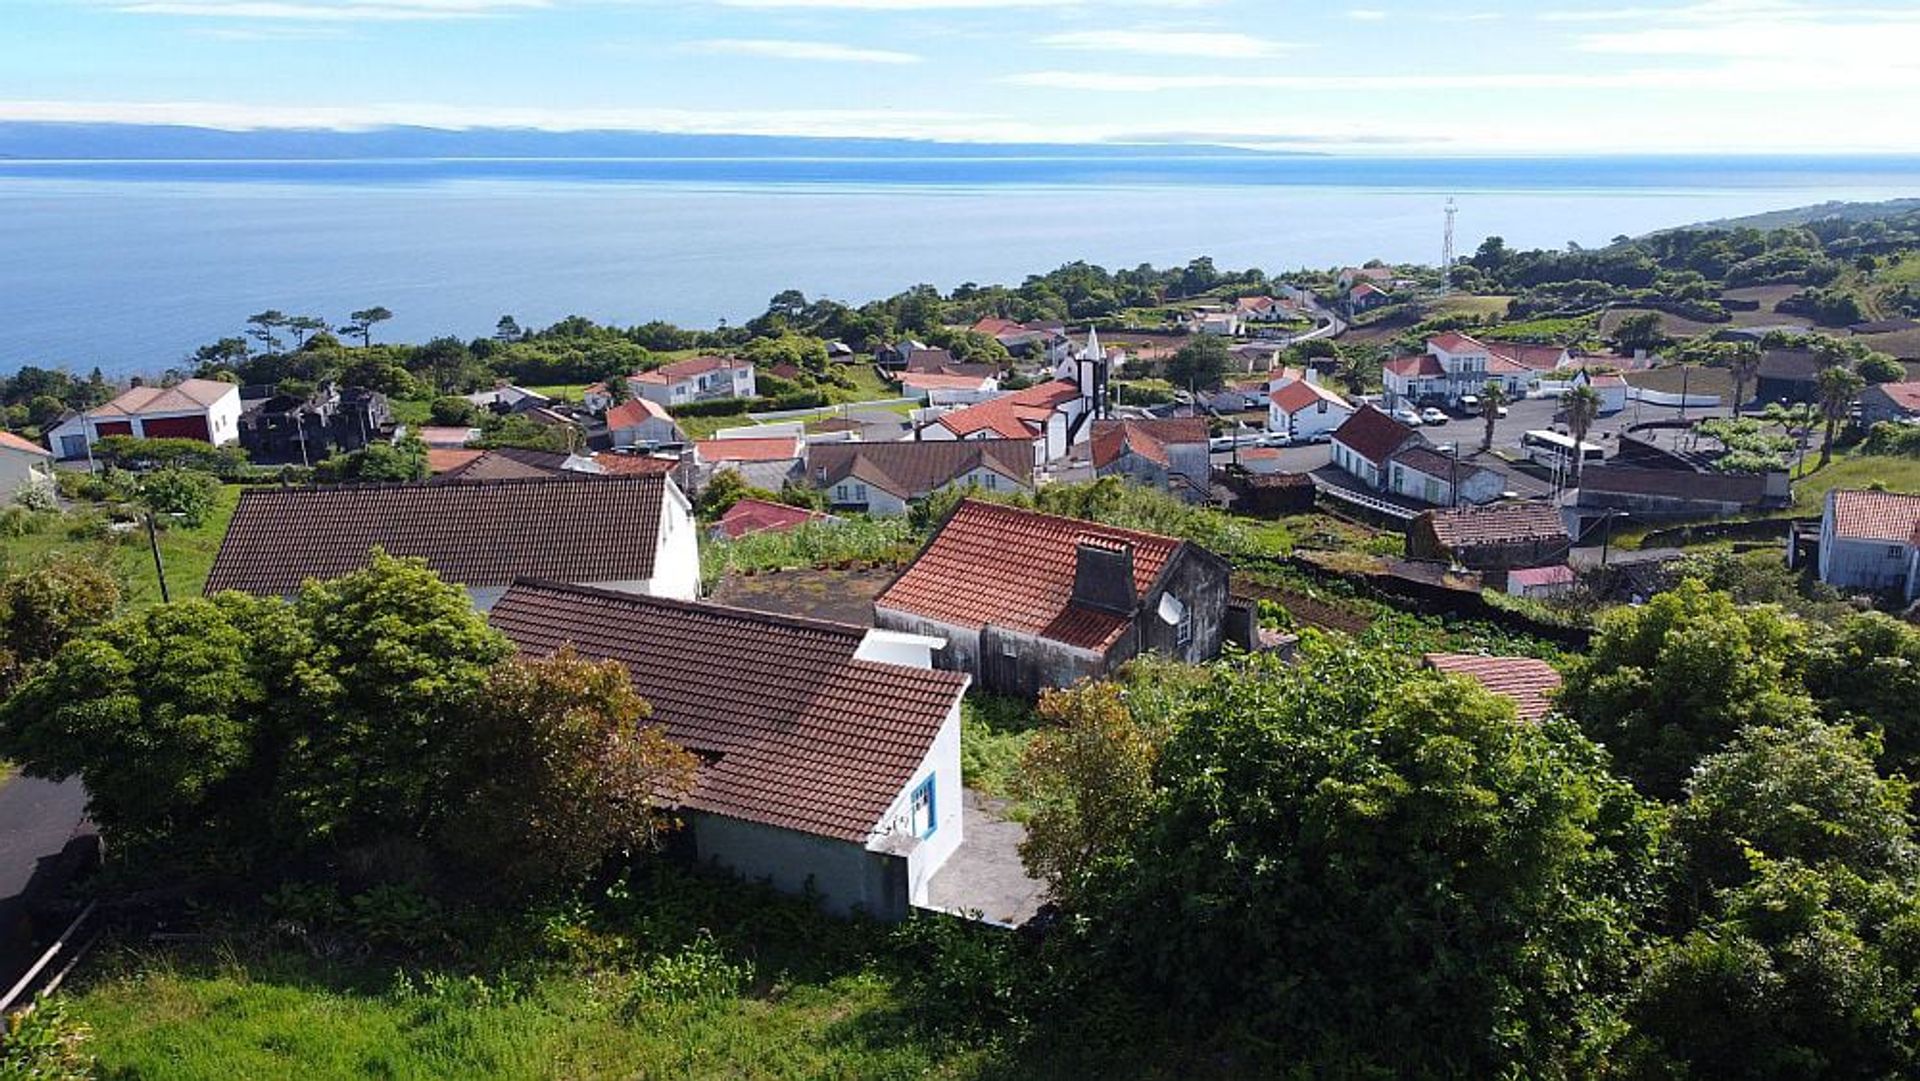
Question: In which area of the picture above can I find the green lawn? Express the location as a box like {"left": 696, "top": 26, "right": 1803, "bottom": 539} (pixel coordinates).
{"left": 0, "top": 484, "right": 243, "bottom": 608}
{"left": 1786, "top": 451, "right": 1920, "bottom": 514}
{"left": 1431, "top": 294, "right": 1513, "bottom": 320}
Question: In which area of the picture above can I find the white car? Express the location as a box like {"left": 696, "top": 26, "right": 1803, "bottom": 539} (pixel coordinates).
{"left": 1255, "top": 431, "right": 1292, "bottom": 448}
{"left": 1208, "top": 432, "right": 1264, "bottom": 452}
{"left": 1392, "top": 405, "right": 1421, "bottom": 426}
{"left": 1420, "top": 407, "right": 1449, "bottom": 426}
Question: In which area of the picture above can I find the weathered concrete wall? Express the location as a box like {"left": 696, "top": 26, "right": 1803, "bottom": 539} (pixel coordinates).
{"left": 688, "top": 811, "right": 910, "bottom": 921}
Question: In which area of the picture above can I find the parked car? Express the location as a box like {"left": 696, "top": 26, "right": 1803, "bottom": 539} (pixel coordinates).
{"left": 1458, "top": 394, "right": 1480, "bottom": 412}
{"left": 1420, "top": 407, "right": 1449, "bottom": 426}
{"left": 1255, "top": 431, "right": 1292, "bottom": 448}
{"left": 1392, "top": 405, "right": 1421, "bottom": 426}
{"left": 1208, "top": 432, "right": 1264, "bottom": 451}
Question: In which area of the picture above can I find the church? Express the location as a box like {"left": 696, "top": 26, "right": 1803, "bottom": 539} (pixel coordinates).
{"left": 918, "top": 328, "right": 1112, "bottom": 463}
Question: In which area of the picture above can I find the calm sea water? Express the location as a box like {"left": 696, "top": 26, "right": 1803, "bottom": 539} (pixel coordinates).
{"left": 2, "top": 155, "right": 1917, "bottom": 375}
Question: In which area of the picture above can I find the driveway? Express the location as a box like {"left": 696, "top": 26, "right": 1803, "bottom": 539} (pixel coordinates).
{"left": 923, "top": 791, "right": 1045, "bottom": 928}
{"left": 0, "top": 776, "right": 92, "bottom": 976}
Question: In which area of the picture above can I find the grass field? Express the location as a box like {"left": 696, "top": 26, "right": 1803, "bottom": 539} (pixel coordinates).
{"left": 1786, "top": 451, "right": 1920, "bottom": 514}
{"left": 1431, "top": 294, "right": 1512, "bottom": 320}
{"left": 0, "top": 484, "right": 243, "bottom": 607}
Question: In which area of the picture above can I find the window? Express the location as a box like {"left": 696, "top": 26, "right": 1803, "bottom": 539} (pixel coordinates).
{"left": 910, "top": 776, "right": 936, "bottom": 838}
{"left": 852, "top": 483, "right": 868, "bottom": 502}
{"left": 1176, "top": 604, "right": 1193, "bottom": 647}
{"left": 1891, "top": 545, "right": 1906, "bottom": 558}
{"left": 982, "top": 472, "right": 998, "bottom": 490}
{"left": 834, "top": 484, "right": 849, "bottom": 501}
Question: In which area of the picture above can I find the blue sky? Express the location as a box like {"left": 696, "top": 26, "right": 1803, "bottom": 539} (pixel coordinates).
{"left": 4, "top": 0, "right": 1919, "bottom": 152}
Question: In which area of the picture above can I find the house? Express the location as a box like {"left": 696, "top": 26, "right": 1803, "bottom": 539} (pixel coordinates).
{"left": 1817, "top": 488, "right": 1920, "bottom": 601}
{"left": 238, "top": 383, "right": 393, "bottom": 464}
{"left": 413, "top": 426, "right": 481, "bottom": 449}
{"left": 428, "top": 446, "right": 603, "bottom": 483}
{"left": 712, "top": 497, "right": 828, "bottom": 540}
{"left": 489, "top": 579, "right": 970, "bottom": 919}
{"left": 899, "top": 370, "right": 1002, "bottom": 407}
{"left": 1572, "top": 369, "right": 1629, "bottom": 414}
{"left": 426, "top": 447, "right": 484, "bottom": 475}
{"left": 0, "top": 431, "right": 55, "bottom": 504}
{"left": 1267, "top": 374, "right": 1354, "bottom": 442}
{"left": 465, "top": 384, "right": 551, "bottom": 414}
{"left": 1506, "top": 564, "right": 1577, "bottom": 599}
{"left": 1407, "top": 503, "right": 1571, "bottom": 571}
{"left": 1388, "top": 446, "right": 1504, "bottom": 506}
{"left": 1422, "top": 653, "right": 1562, "bottom": 722}
{"left": 1209, "top": 375, "right": 1274, "bottom": 412}
{"left": 1346, "top": 281, "right": 1391, "bottom": 312}
{"left": 694, "top": 436, "right": 806, "bottom": 491}
{"left": 810, "top": 439, "right": 1033, "bottom": 515}
{"left": 41, "top": 414, "right": 90, "bottom": 461}
{"left": 1577, "top": 464, "right": 1781, "bottom": 517}
{"left": 1233, "top": 296, "right": 1296, "bottom": 324}
{"left": 874, "top": 500, "right": 1230, "bottom": 697}
{"left": 874, "top": 340, "right": 931, "bottom": 369}
{"left": 1090, "top": 418, "right": 1210, "bottom": 502}
{"left": 606, "top": 397, "right": 686, "bottom": 450}
{"left": 1337, "top": 265, "right": 1398, "bottom": 291}
{"left": 1754, "top": 347, "right": 1821, "bottom": 405}
{"left": 1330, "top": 404, "right": 1424, "bottom": 489}
{"left": 1188, "top": 311, "right": 1241, "bottom": 336}
{"left": 919, "top": 328, "right": 1109, "bottom": 462}
{"left": 1858, "top": 381, "right": 1920, "bottom": 427}
{"left": 1382, "top": 333, "right": 1539, "bottom": 408}
{"left": 204, "top": 474, "right": 700, "bottom": 609}
{"left": 79, "top": 378, "right": 242, "bottom": 449}
{"left": 586, "top": 356, "right": 756, "bottom": 411}
{"left": 970, "top": 318, "right": 1070, "bottom": 364}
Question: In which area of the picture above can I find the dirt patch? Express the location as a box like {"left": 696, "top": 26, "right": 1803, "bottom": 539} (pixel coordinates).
{"left": 710, "top": 566, "right": 899, "bottom": 626}
{"left": 1626, "top": 366, "right": 1734, "bottom": 398}
{"left": 1855, "top": 329, "right": 1920, "bottom": 361}
{"left": 1721, "top": 284, "right": 1804, "bottom": 310}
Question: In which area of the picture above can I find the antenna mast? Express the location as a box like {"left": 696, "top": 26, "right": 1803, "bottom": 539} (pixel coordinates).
{"left": 1441, "top": 197, "right": 1457, "bottom": 294}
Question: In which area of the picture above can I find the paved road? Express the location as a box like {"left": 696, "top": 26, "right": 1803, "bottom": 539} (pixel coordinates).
{"left": 0, "top": 775, "right": 91, "bottom": 976}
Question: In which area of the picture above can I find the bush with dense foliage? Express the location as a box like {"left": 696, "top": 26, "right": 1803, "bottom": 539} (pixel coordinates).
{"left": 136, "top": 467, "right": 221, "bottom": 527}
{"left": 312, "top": 436, "right": 428, "bottom": 483}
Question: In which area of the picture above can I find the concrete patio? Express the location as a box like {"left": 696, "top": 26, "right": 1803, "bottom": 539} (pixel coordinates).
{"left": 922, "top": 790, "right": 1046, "bottom": 928}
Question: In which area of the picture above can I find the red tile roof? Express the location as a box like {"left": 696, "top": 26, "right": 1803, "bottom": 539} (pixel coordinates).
{"left": 1507, "top": 564, "right": 1576, "bottom": 588}
{"left": 1350, "top": 282, "right": 1387, "bottom": 299}
{"left": 0, "top": 430, "right": 51, "bottom": 457}
{"left": 1870, "top": 381, "right": 1920, "bottom": 414}
{"left": 432, "top": 447, "right": 571, "bottom": 483}
{"left": 1828, "top": 489, "right": 1920, "bottom": 544}
{"left": 490, "top": 579, "right": 969, "bottom": 843}
{"left": 606, "top": 398, "right": 672, "bottom": 430}
{"left": 1424, "top": 652, "right": 1562, "bottom": 722}
{"left": 1495, "top": 342, "right": 1569, "bottom": 371}
{"left": 1089, "top": 418, "right": 1207, "bottom": 469}
{"left": 1331, "top": 404, "right": 1420, "bottom": 466}
{"left": 205, "top": 475, "right": 671, "bottom": 596}
{"left": 426, "top": 447, "right": 484, "bottom": 474}
{"left": 934, "top": 379, "right": 1080, "bottom": 440}
{"left": 875, "top": 499, "right": 1185, "bottom": 653}
{"left": 715, "top": 497, "right": 825, "bottom": 539}
{"left": 1422, "top": 503, "right": 1569, "bottom": 550}
{"left": 695, "top": 437, "right": 803, "bottom": 464}
{"left": 1429, "top": 331, "right": 1489, "bottom": 355}
{"left": 1270, "top": 379, "right": 1351, "bottom": 415}
{"left": 1384, "top": 353, "right": 1445, "bottom": 378}
{"left": 635, "top": 355, "right": 748, "bottom": 383}
{"left": 88, "top": 378, "right": 236, "bottom": 418}
{"left": 592, "top": 452, "right": 679, "bottom": 476}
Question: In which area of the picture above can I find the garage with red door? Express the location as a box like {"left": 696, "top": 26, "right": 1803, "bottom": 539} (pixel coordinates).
{"left": 93, "top": 420, "right": 134, "bottom": 438}
{"left": 141, "top": 415, "right": 212, "bottom": 441}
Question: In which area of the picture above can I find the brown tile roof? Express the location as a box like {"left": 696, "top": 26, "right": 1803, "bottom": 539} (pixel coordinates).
{"left": 432, "top": 447, "right": 571, "bottom": 483}
{"left": 0, "top": 430, "right": 51, "bottom": 457}
{"left": 1429, "top": 331, "right": 1489, "bottom": 354}
{"left": 1758, "top": 347, "right": 1820, "bottom": 382}
{"left": 1867, "top": 381, "right": 1920, "bottom": 414}
{"left": 1089, "top": 418, "right": 1207, "bottom": 469}
{"left": 810, "top": 439, "right": 1033, "bottom": 499}
{"left": 715, "top": 497, "right": 825, "bottom": 539}
{"left": 489, "top": 579, "right": 969, "bottom": 843}
{"left": 1828, "top": 489, "right": 1920, "bottom": 544}
{"left": 415, "top": 426, "right": 479, "bottom": 448}
{"left": 1422, "top": 503, "right": 1569, "bottom": 550}
{"left": 875, "top": 499, "right": 1186, "bottom": 653}
{"left": 1269, "top": 379, "right": 1350, "bottom": 415}
{"left": 1384, "top": 353, "right": 1445, "bottom": 378}
{"left": 592, "top": 452, "right": 679, "bottom": 476}
{"left": 635, "top": 355, "right": 748, "bottom": 383}
{"left": 934, "top": 380, "right": 1079, "bottom": 440}
{"left": 1391, "top": 446, "right": 1495, "bottom": 484}
{"left": 1332, "top": 404, "right": 1420, "bottom": 466}
{"left": 1424, "top": 652, "right": 1562, "bottom": 722}
{"left": 426, "top": 447, "right": 484, "bottom": 474}
{"left": 205, "top": 474, "right": 670, "bottom": 596}
{"left": 606, "top": 398, "right": 673, "bottom": 430}
{"left": 694, "top": 437, "right": 803, "bottom": 463}
{"left": 88, "top": 378, "right": 236, "bottom": 418}
{"left": 1495, "top": 342, "right": 1569, "bottom": 371}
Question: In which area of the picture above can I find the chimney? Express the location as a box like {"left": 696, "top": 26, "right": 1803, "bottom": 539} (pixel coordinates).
{"left": 1070, "top": 537, "right": 1136, "bottom": 615}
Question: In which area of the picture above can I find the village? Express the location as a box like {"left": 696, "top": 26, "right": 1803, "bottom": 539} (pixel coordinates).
{"left": 3, "top": 236, "right": 1920, "bottom": 1077}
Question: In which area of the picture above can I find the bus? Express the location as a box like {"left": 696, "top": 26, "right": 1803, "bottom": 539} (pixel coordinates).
{"left": 1521, "top": 430, "right": 1604, "bottom": 470}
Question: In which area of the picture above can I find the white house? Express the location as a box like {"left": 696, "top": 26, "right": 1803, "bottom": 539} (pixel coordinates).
{"left": 1267, "top": 371, "right": 1354, "bottom": 441}
{"left": 899, "top": 370, "right": 1002, "bottom": 407}
{"left": 1386, "top": 446, "right": 1504, "bottom": 506}
{"left": 588, "top": 356, "right": 756, "bottom": 411}
{"left": 923, "top": 328, "right": 1108, "bottom": 463}
{"left": 465, "top": 383, "right": 551, "bottom": 412}
{"left": 810, "top": 439, "right": 1033, "bottom": 516}
{"left": 0, "top": 431, "right": 55, "bottom": 503}
{"left": 80, "top": 379, "right": 242, "bottom": 449}
{"left": 1188, "top": 311, "right": 1241, "bottom": 336}
{"left": 1572, "top": 369, "right": 1630, "bottom": 414}
{"left": 1330, "top": 404, "right": 1425, "bottom": 489}
{"left": 490, "top": 579, "right": 971, "bottom": 920}
{"left": 204, "top": 473, "right": 701, "bottom": 610}
{"left": 1382, "top": 332, "right": 1539, "bottom": 408}
{"left": 1818, "top": 489, "right": 1920, "bottom": 601}
{"left": 42, "top": 413, "right": 90, "bottom": 461}
{"left": 605, "top": 397, "right": 686, "bottom": 450}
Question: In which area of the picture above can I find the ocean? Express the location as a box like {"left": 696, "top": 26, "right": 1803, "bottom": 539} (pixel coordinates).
{"left": 2, "top": 154, "right": 1917, "bottom": 375}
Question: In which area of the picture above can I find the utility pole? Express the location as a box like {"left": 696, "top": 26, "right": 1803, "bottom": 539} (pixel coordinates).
{"left": 1441, "top": 197, "right": 1457, "bottom": 295}
{"left": 146, "top": 513, "right": 171, "bottom": 603}
{"left": 1678, "top": 365, "right": 1690, "bottom": 421}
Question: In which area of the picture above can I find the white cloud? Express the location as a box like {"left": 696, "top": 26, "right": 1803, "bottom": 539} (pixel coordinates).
{"left": 688, "top": 38, "right": 922, "bottom": 62}
{"left": 1036, "top": 29, "right": 1297, "bottom": 59}
{"left": 1007, "top": 58, "right": 1920, "bottom": 93}
{"left": 114, "top": 1, "right": 547, "bottom": 19}
{"left": 708, "top": 0, "right": 1216, "bottom": 9}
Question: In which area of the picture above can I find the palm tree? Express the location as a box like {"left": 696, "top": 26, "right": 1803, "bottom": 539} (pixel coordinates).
{"left": 1562, "top": 385, "right": 1602, "bottom": 488}
{"left": 1815, "top": 365, "right": 1864, "bottom": 466}
{"left": 1728, "top": 341, "right": 1761, "bottom": 416}
{"left": 1479, "top": 380, "right": 1507, "bottom": 452}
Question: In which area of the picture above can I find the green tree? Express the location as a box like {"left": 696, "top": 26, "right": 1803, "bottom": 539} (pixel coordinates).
{"left": 1802, "top": 612, "right": 1920, "bottom": 781}
{"left": 347, "top": 305, "right": 393, "bottom": 347}
{"left": 1857, "top": 352, "right": 1904, "bottom": 384}
{"left": 1560, "top": 580, "right": 1813, "bottom": 797}
{"left": 1084, "top": 647, "right": 1657, "bottom": 1074}
{"left": 1479, "top": 379, "right": 1508, "bottom": 451}
{"left": 1164, "top": 334, "right": 1231, "bottom": 393}
{"left": 1614, "top": 310, "right": 1668, "bottom": 352}
{"left": 0, "top": 557, "right": 120, "bottom": 695}
{"left": 1728, "top": 340, "right": 1762, "bottom": 414}
{"left": 1562, "top": 384, "right": 1603, "bottom": 486}
{"left": 436, "top": 649, "right": 697, "bottom": 892}
{"left": 1814, "top": 364, "right": 1864, "bottom": 465}
{"left": 245, "top": 310, "right": 288, "bottom": 354}
{"left": 1011, "top": 680, "right": 1163, "bottom": 904}
{"left": 428, "top": 395, "right": 481, "bottom": 426}
{"left": 282, "top": 551, "right": 512, "bottom": 847}
{"left": 312, "top": 437, "right": 427, "bottom": 483}
{"left": 137, "top": 468, "right": 221, "bottom": 528}
{"left": 694, "top": 469, "right": 777, "bottom": 521}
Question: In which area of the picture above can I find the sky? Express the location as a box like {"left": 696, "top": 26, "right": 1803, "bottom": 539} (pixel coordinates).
{"left": 3, "top": 0, "right": 1919, "bottom": 153}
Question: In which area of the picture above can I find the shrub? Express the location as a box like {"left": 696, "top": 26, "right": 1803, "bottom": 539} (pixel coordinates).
{"left": 350, "top": 884, "right": 444, "bottom": 951}
{"left": 0, "top": 999, "right": 96, "bottom": 1081}
{"left": 429, "top": 396, "right": 482, "bottom": 426}
{"left": 620, "top": 930, "right": 754, "bottom": 1015}
{"left": 137, "top": 468, "right": 220, "bottom": 528}
{"left": 12, "top": 483, "right": 55, "bottom": 512}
